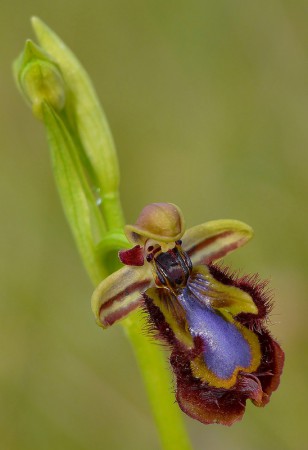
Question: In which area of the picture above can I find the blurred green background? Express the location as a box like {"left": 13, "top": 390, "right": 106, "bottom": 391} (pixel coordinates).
{"left": 1, "top": 1, "right": 307, "bottom": 449}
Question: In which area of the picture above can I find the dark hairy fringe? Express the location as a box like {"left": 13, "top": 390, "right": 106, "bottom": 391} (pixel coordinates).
{"left": 141, "top": 296, "right": 177, "bottom": 349}
{"left": 208, "top": 262, "right": 274, "bottom": 330}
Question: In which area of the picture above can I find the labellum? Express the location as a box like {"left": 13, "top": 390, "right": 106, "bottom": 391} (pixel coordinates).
{"left": 92, "top": 203, "right": 284, "bottom": 425}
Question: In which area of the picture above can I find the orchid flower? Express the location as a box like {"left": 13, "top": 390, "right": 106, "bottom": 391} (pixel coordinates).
{"left": 92, "top": 203, "right": 284, "bottom": 425}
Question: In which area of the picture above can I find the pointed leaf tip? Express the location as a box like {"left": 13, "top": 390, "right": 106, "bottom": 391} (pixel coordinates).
{"left": 31, "top": 16, "right": 45, "bottom": 33}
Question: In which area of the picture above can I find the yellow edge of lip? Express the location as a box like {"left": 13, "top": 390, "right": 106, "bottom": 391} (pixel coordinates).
{"left": 190, "top": 321, "right": 262, "bottom": 389}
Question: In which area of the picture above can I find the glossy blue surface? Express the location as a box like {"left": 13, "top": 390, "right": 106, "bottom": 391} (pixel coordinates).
{"left": 178, "top": 288, "right": 252, "bottom": 379}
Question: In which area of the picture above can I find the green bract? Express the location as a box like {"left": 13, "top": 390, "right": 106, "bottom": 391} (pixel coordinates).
{"left": 13, "top": 17, "right": 128, "bottom": 282}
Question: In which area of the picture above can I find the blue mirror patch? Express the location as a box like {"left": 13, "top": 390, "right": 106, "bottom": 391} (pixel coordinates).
{"left": 178, "top": 288, "right": 251, "bottom": 379}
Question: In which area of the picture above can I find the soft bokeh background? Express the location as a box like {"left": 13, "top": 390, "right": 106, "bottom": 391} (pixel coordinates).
{"left": 1, "top": 1, "right": 307, "bottom": 449}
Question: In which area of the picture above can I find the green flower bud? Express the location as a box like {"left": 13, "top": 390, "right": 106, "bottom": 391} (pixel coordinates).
{"left": 13, "top": 40, "right": 65, "bottom": 119}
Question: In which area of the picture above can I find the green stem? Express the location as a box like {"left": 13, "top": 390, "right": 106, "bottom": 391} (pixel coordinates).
{"left": 99, "top": 191, "right": 125, "bottom": 231}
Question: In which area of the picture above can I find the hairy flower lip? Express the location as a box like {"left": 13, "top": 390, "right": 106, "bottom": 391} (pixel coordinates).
{"left": 145, "top": 264, "right": 284, "bottom": 426}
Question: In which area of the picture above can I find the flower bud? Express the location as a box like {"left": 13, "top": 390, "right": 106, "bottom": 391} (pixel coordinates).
{"left": 13, "top": 40, "right": 66, "bottom": 119}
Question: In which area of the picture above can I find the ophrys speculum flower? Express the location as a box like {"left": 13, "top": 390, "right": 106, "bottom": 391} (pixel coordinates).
{"left": 92, "top": 203, "right": 284, "bottom": 425}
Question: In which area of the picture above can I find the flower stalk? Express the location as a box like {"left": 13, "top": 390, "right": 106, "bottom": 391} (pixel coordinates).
{"left": 13, "top": 17, "right": 193, "bottom": 450}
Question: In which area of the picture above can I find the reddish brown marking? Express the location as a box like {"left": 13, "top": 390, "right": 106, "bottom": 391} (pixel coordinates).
{"left": 172, "top": 327, "right": 284, "bottom": 425}
{"left": 186, "top": 231, "right": 232, "bottom": 257}
{"left": 203, "top": 239, "right": 245, "bottom": 264}
{"left": 119, "top": 245, "right": 144, "bottom": 266}
{"left": 101, "top": 298, "right": 143, "bottom": 326}
{"left": 100, "top": 279, "right": 151, "bottom": 311}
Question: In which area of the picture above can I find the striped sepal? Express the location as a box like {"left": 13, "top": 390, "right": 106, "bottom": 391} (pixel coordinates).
{"left": 91, "top": 265, "right": 153, "bottom": 328}
{"left": 182, "top": 219, "right": 253, "bottom": 266}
